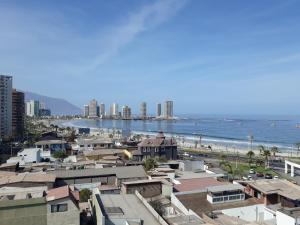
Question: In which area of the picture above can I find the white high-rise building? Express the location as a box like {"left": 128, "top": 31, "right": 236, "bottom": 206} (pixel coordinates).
{"left": 26, "top": 100, "right": 40, "bottom": 117}
{"left": 88, "top": 99, "right": 98, "bottom": 118}
{"left": 111, "top": 103, "right": 119, "bottom": 116}
{"left": 99, "top": 103, "right": 105, "bottom": 117}
{"left": 140, "top": 102, "right": 147, "bottom": 119}
{"left": 164, "top": 101, "right": 173, "bottom": 119}
{"left": 0, "top": 75, "right": 12, "bottom": 138}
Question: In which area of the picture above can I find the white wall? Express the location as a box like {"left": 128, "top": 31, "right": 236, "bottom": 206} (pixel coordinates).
{"left": 276, "top": 211, "right": 296, "bottom": 225}
{"left": 221, "top": 204, "right": 266, "bottom": 222}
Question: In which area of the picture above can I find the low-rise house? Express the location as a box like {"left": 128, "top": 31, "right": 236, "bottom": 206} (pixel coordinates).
{"left": 0, "top": 186, "right": 47, "bottom": 225}
{"left": 121, "top": 179, "right": 172, "bottom": 198}
{"left": 35, "top": 139, "right": 68, "bottom": 153}
{"left": 276, "top": 207, "right": 300, "bottom": 225}
{"left": 179, "top": 160, "right": 204, "bottom": 171}
{"left": 16, "top": 148, "right": 42, "bottom": 165}
{"left": 49, "top": 166, "right": 147, "bottom": 188}
{"left": 206, "top": 184, "right": 245, "bottom": 204}
{"left": 138, "top": 131, "right": 177, "bottom": 160}
{"left": 73, "top": 137, "right": 114, "bottom": 151}
{"left": 239, "top": 179, "right": 300, "bottom": 207}
{"left": 46, "top": 185, "right": 80, "bottom": 225}
{"left": 83, "top": 149, "right": 124, "bottom": 161}
{"left": 0, "top": 173, "right": 56, "bottom": 189}
{"left": 91, "top": 189, "right": 162, "bottom": 225}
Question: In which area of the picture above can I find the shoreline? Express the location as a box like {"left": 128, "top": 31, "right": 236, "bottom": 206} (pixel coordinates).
{"left": 47, "top": 119, "right": 300, "bottom": 157}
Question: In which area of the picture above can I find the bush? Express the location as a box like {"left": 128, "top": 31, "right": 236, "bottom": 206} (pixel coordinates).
{"left": 79, "top": 189, "right": 92, "bottom": 202}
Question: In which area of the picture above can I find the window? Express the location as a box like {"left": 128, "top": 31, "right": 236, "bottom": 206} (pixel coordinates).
{"left": 51, "top": 203, "right": 68, "bottom": 213}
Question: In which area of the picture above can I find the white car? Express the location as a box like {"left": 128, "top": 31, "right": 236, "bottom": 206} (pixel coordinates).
{"left": 248, "top": 175, "right": 252, "bottom": 180}
{"left": 249, "top": 169, "right": 255, "bottom": 174}
{"left": 273, "top": 176, "right": 279, "bottom": 180}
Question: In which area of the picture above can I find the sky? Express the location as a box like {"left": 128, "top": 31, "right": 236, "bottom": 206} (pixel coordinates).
{"left": 0, "top": 0, "right": 300, "bottom": 115}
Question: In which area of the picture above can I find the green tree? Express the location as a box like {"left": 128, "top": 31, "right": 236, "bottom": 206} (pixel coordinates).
{"left": 53, "top": 150, "right": 67, "bottom": 160}
{"left": 258, "top": 145, "right": 265, "bottom": 155}
{"left": 79, "top": 189, "right": 92, "bottom": 202}
{"left": 144, "top": 158, "right": 157, "bottom": 171}
{"left": 246, "top": 150, "right": 255, "bottom": 166}
{"left": 261, "top": 149, "right": 271, "bottom": 168}
{"left": 271, "top": 146, "right": 279, "bottom": 157}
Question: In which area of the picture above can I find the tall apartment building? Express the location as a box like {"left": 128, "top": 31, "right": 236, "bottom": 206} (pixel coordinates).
{"left": 12, "top": 89, "right": 25, "bottom": 138}
{"left": 88, "top": 99, "right": 98, "bottom": 118}
{"left": 157, "top": 103, "right": 162, "bottom": 117}
{"left": 26, "top": 100, "right": 40, "bottom": 117}
{"left": 122, "top": 105, "right": 131, "bottom": 119}
{"left": 39, "top": 102, "right": 46, "bottom": 110}
{"left": 0, "top": 75, "right": 12, "bottom": 138}
{"left": 84, "top": 105, "right": 89, "bottom": 117}
{"left": 164, "top": 101, "right": 173, "bottom": 119}
{"left": 99, "top": 103, "right": 105, "bottom": 117}
{"left": 110, "top": 102, "right": 119, "bottom": 117}
{"left": 140, "top": 102, "right": 147, "bottom": 119}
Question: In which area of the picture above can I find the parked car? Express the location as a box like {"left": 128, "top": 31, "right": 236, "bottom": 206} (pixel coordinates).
{"left": 256, "top": 172, "right": 264, "bottom": 177}
{"left": 249, "top": 169, "right": 255, "bottom": 174}
{"left": 248, "top": 175, "right": 252, "bottom": 180}
{"left": 265, "top": 173, "right": 273, "bottom": 179}
{"left": 273, "top": 175, "right": 279, "bottom": 180}
{"left": 242, "top": 176, "right": 248, "bottom": 180}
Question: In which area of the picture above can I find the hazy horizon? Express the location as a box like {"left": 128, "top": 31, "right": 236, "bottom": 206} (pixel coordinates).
{"left": 1, "top": 0, "right": 300, "bottom": 115}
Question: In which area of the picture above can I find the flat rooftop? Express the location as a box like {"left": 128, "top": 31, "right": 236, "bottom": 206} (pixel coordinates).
{"left": 240, "top": 179, "right": 300, "bottom": 200}
{"left": 175, "top": 170, "right": 224, "bottom": 180}
{"left": 174, "top": 177, "right": 225, "bottom": 193}
{"left": 98, "top": 194, "right": 161, "bottom": 225}
{"left": 177, "top": 192, "right": 260, "bottom": 216}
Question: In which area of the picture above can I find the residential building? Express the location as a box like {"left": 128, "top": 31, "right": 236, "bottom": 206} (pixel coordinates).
{"left": 84, "top": 149, "right": 124, "bottom": 161}
{"left": 164, "top": 100, "right": 173, "bottom": 119}
{"left": 156, "top": 103, "right": 161, "bottom": 117}
{"left": 17, "top": 148, "right": 42, "bottom": 164}
{"left": 99, "top": 103, "right": 105, "bottom": 117}
{"left": 91, "top": 189, "right": 161, "bottom": 225}
{"left": 206, "top": 184, "right": 245, "bottom": 204}
{"left": 26, "top": 100, "right": 40, "bottom": 117}
{"left": 35, "top": 139, "right": 68, "bottom": 154}
{"left": 140, "top": 102, "right": 147, "bottom": 119}
{"left": 88, "top": 99, "right": 98, "bottom": 118}
{"left": 72, "top": 137, "right": 113, "bottom": 151}
{"left": 39, "top": 109, "right": 51, "bottom": 117}
{"left": 0, "top": 75, "right": 12, "bottom": 139}
{"left": 12, "top": 89, "right": 25, "bottom": 138}
{"left": 137, "top": 131, "right": 177, "bottom": 160}
{"left": 110, "top": 102, "right": 119, "bottom": 117}
{"left": 46, "top": 185, "right": 80, "bottom": 225}
{"left": 122, "top": 105, "right": 131, "bottom": 119}
{"left": 276, "top": 207, "right": 300, "bottom": 225}
{"left": 39, "top": 102, "right": 46, "bottom": 110}
{"left": 0, "top": 186, "right": 47, "bottom": 225}
{"left": 49, "top": 166, "right": 147, "bottom": 188}
{"left": 84, "top": 105, "right": 89, "bottom": 117}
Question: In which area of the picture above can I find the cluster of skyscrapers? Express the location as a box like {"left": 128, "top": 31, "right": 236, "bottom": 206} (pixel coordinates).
{"left": 0, "top": 75, "right": 25, "bottom": 139}
{"left": 83, "top": 100, "right": 174, "bottom": 119}
{"left": 25, "top": 100, "right": 51, "bottom": 117}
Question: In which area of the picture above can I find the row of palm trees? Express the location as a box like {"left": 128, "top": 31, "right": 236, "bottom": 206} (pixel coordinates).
{"left": 246, "top": 145, "right": 279, "bottom": 168}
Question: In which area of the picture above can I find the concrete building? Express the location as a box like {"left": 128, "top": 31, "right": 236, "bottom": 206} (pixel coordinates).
{"left": 39, "top": 102, "right": 46, "bottom": 110}
{"left": 99, "top": 103, "right": 105, "bottom": 117}
{"left": 17, "top": 148, "right": 42, "bottom": 164}
{"left": 88, "top": 99, "right": 98, "bottom": 118}
{"left": 26, "top": 100, "right": 40, "bottom": 117}
{"left": 12, "top": 89, "right": 25, "bottom": 138}
{"left": 276, "top": 207, "right": 300, "bottom": 225}
{"left": 91, "top": 189, "right": 161, "bottom": 225}
{"left": 157, "top": 103, "right": 161, "bottom": 117}
{"left": 110, "top": 102, "right": 119, "bottom": 117}
{"left": 0, "top": 75, "right": 12, "bottom": 139}
{"left": 140, "top": 102, "right": 147, "bottom": 119}
{"left": 0, "top": 186, "right": 47, "bottom": 225}
{"left": 138, "top": 131, "right": 177, "bottom": 160}
{"left": 46, "top": 185, "right": 80, "bottom": 225}
{"left": 122, "top": 105, "right": 131, "bottom": 119}
{"left": 84, "top": 105, "right": 89, "bottom": 117}
{"left": 164, "top": 100, "right": 173, "bottom": 119}
{"left": 39, "top": 109, "right": 51, "bottom": 117}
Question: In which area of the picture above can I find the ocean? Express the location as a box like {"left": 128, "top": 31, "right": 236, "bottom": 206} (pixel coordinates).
{"left": 58, "top": 115, "right": 300, "bottom": 151}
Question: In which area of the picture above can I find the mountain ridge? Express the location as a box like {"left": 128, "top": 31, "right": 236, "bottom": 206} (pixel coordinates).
{"left": 23, "top": 91, "right": 82, "bottom": 116}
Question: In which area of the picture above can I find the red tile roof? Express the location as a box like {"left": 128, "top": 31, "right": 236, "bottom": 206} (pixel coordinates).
{"left": 46, "top": 185, "right": 70, "bottom": 201}
{"left": 174, "top": 177, "right": 225, "bottom": 192}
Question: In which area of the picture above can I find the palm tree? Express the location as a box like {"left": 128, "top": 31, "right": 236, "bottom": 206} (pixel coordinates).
{"left": 246, "top": 150, "right": 255, "bottom": 166}
{"left": 248, "top": 135, "right": 254, "bottom": 151}
{"left": 258, "top": 145, "right": 265, "bottom": 155}
{"left": 271, "top": 146, "right": 279, "bottom": 157}
{"left": 261, "top": 149, "right": 271, "bottom": 168}
{"left": 295, "top": 142, "right": 300, "bottom": 156}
